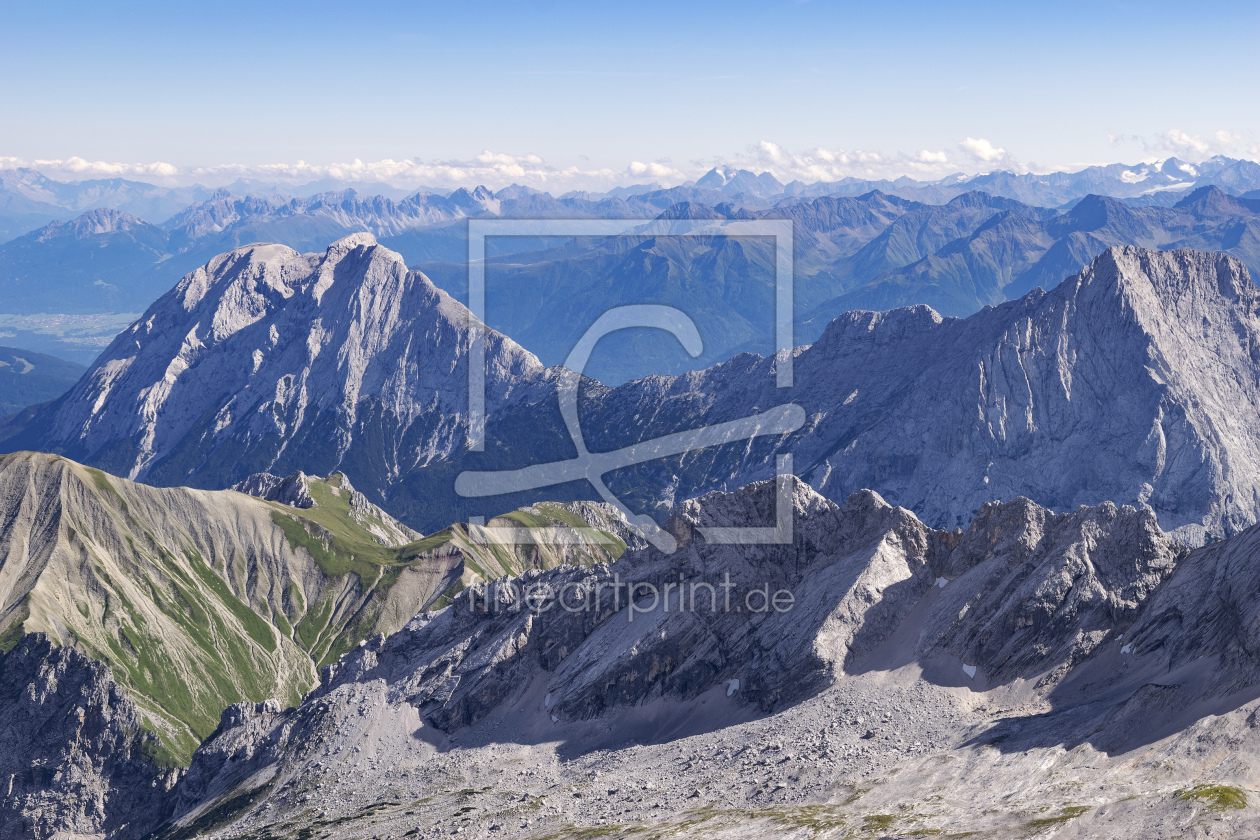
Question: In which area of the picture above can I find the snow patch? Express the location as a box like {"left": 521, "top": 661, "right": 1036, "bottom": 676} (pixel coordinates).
{"left": 962, "top": 664, "right": 977, "bottom": 679}
{"left": 725, "top": 679, "right": 740, "bottom": 697}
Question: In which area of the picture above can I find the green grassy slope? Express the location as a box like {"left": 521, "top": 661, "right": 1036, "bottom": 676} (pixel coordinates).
{"left": 0, "top": 453, "right": 631, "bottom": 764}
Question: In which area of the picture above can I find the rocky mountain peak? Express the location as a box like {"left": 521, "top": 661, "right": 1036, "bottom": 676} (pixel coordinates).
{"left": 1072, "top": 246, "right": 1259, "bottom": 344}
{"left": 446, "top": 185, "right": 500, "bottom": 214}
{"left": 233, "top": 468, "right": 422, "bottom": 545}
{"left": 1160, "top": 156, "right": 1196, "bottom": 179}
{"left": 323, "top": 229, "right": 378, "bottom": 255}
{"left": 813, "top": 303, "right": 946, "bottom": 350}
{"left": 27, "top": 233, "right": 545, "bottom": 491}
{"left": 1175, "top": 184, "right": 1239, "bottom": 212}
{"left": 694, "top": 166, "right": 785, "bottom": 198}
{"left": 233, "top": 470, "right": 315, "bottom": 508}
{"left": 1064, "top": 193, "right": 1132, "bottom": 228}
{"left": 33, "top": 207, "right": 151, "bottom": 241}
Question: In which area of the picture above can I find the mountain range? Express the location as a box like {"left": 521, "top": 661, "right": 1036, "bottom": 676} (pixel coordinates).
{"left": 5, "top": 156, "right": 1256, "bottom": 249}
{"left": 5, "top": 237, "right": 1260, "bottom": 548}
{"left": 415, "top": 185, "right": 1260, "bottom": 382}
{"left": 152, "top": 477, "right": 1260, "bottom": 839}
{"left": 4, "top": 173, "right": 1259, "bottom": 385}
{"left": 0, "top": 449, "right": 635, "bottom": 835}
{"left": 0, "top": 168, "right": 219, "bottom": 241}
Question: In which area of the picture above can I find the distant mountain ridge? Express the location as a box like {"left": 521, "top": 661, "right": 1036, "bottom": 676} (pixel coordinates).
{"left": 5, "top": 172, "right": 1258, "bottom": 381}
{"left": 4, "top": 156, "right": 1260, "bottom": 377}
{"left": 414, "top": 185, "right": 1260, "bottom": 381}
{"left": 2, "top": 153, "right": 1257, "bottom": 247}
{"left": 799, "top": 185, "right": 1260, "bottom": 327}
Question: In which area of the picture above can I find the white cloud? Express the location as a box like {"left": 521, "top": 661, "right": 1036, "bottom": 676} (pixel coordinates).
{"left": 1215, "top": 130, "right": 1242, "bottom": 147}
{"left": 1106, "top": 128, "right": 1255, "bottom": 162}
{"left": 626, "top": 160, "right": 686, "bottom": 180}
{"left": 1140, "top": 128, "right": 1251, "bottom": 160}
{"left": 1162, "top": 129, "right": 1211, "bottom": 155}
{"left": 0, "top": 152, "right": 631, "bottom": 192}
{"left": 0, "top": 155, "right": 180, "bottom": 180}
{"left": 958, "top": 137, "right": 1007, "bottom": 163}
{"left": 0, "top": 139, "right": 1040, "bottom": 193}
{"left": 709, "top": 140, "right": 973, "bottom": 184}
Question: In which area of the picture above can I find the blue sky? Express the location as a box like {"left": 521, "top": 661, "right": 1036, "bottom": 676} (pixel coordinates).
{"left": 1, "top": 0, "right": 1256, "bottom": 189}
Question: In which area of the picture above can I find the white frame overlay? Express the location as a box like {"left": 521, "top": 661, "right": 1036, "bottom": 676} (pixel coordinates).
{"left": 461, "top": 218, "right": 797, "bottom": 552}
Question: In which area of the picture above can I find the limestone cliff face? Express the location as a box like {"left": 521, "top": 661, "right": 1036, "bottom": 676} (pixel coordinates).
{"left": 294, "top": 478, "right": 1184, "bottom": 733}
{"left": 3, "top": 233, "right": 553, "bottom": 530}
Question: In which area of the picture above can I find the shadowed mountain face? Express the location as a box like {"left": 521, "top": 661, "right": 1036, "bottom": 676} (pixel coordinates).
{"left": 0, "top": 209, "right": 173, "bottom": 313}
{"left": 0, "top": 345, "right": 84, "bottom": 417}
{"left": 0, "top": 636, "right": 180, "bottom": 840}
{"left": 804, "top": 188, "right": 1260, "bottom": 325}
{"left": 5, "top": 238, "right": 1260, "bottom": 546}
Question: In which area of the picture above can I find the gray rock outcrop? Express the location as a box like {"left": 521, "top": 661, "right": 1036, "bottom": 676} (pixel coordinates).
{"left": 233, "top": 470, "right": 315, "bottom": 508}
{"left": 0, "top": 635, "right": 179, "bottom": 840}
